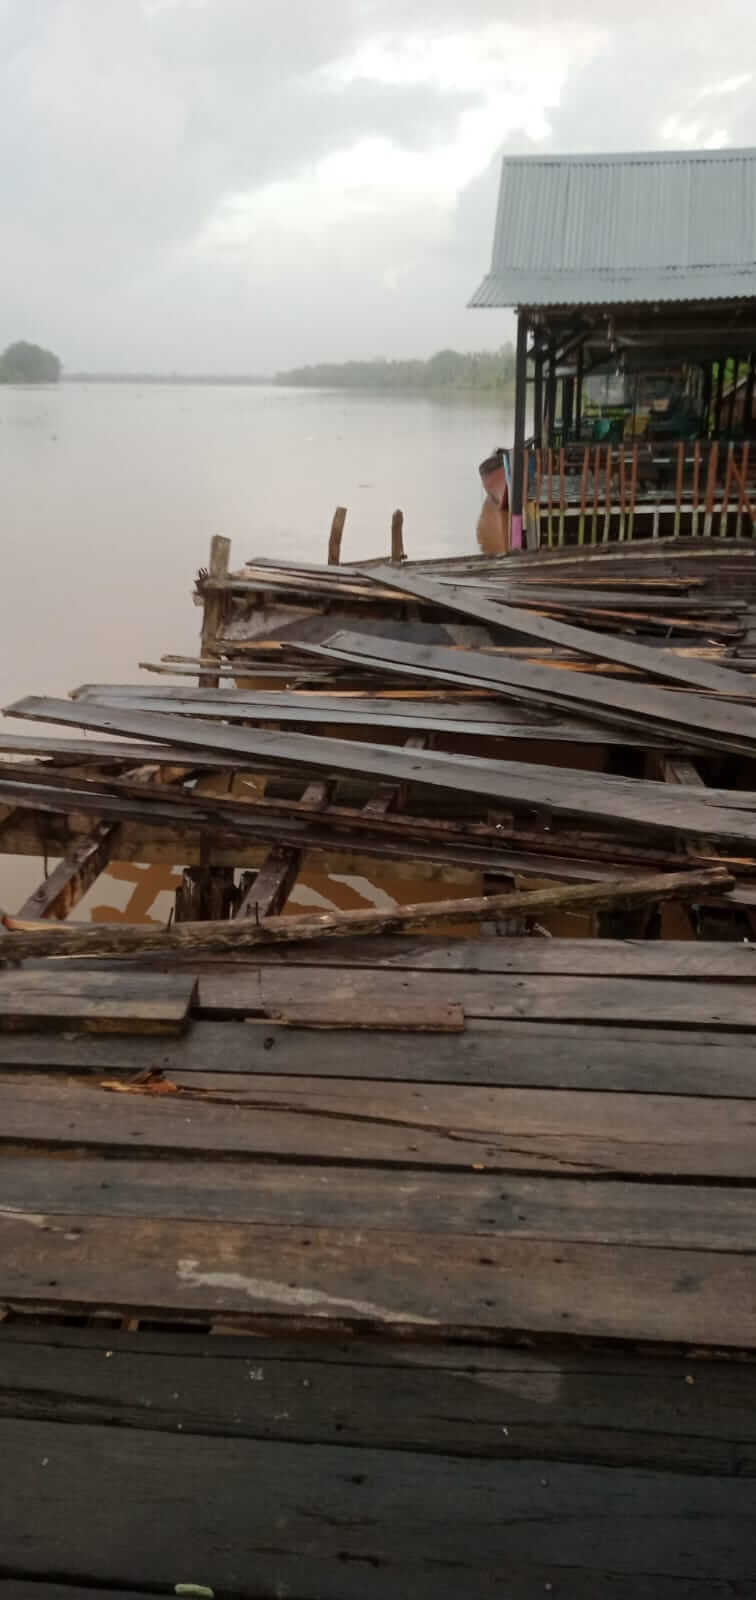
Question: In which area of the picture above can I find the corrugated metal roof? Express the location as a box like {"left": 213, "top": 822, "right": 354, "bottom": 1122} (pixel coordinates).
{"left": 469, "top": 148, "right": 756, "bottom": 308}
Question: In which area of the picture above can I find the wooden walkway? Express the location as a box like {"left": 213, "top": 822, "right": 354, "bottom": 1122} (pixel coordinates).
{"left": 3, "top": 938, "right": 756, "bottom": 1593}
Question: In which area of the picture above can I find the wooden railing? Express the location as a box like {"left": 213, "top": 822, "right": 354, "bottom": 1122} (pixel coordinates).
{"left": 527, "top": 440, "right": 756, "bottom": 546}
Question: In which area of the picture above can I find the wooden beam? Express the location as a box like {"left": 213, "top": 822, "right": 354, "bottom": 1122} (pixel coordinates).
{"left": 0, "top": 866, "right": 730, "bottom": 959}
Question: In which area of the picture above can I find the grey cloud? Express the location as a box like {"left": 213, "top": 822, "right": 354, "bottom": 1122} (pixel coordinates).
{"left": 2, "top": 0, "right": 756, "bottom": 369}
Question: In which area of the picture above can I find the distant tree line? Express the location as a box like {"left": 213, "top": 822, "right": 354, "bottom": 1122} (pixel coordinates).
{"left": 275, "top": 346, "right": 516, "bottom": 392}
{"left": 0, "top": 341, "right": 61, "bottom": 383}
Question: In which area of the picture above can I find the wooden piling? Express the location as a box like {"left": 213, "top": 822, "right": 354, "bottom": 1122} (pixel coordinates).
{"left": 328, "top": 507, "right": 347, "bottom": 565}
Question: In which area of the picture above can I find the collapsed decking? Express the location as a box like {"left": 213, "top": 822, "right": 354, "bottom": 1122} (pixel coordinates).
{"left": 4, "top": 534, "right": 756, "bottom": 1591}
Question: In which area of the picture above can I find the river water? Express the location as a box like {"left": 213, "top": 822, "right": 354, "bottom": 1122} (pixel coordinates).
{"left": 0, "top": 380, "right": 511, "bottom": 916}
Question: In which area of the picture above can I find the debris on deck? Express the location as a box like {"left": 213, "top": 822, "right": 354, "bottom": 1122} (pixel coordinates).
{"left": 4, "top": 530, "right": 756, "bottom": 1593}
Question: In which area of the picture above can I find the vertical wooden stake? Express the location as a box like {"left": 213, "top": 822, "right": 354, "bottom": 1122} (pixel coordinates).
{"left": 673, "top": 441, "right": 684, "bottom": 539}
{"left": 546, "top": 447, "right": 554, "bottom": 548}
{"left": 692, "top": 441, "right": 701, "bottom": 537}
{"left": 603, "top": 447, "right": 612, "bottom": 542}
{"left": 737, "top": 441, "right": 750, "bottom": 537}
{"left": 391, "top": 509, "right": 405, "bottom": 562}
{"left": 618, "top": 446, "right": 627, "bottom": 541}
{"left": 591, "top": 445, "right": 600, "bottom": 544}
{"left": 720, "top": 443, "right": 734, "bottom": 536}
{"left": 200, "top": 535, "right": 231, "bottom": 690}
{"left": 534, "top": 448, "right": 543, "bottom": 549}
{"left": 704, "top": 441, "right": 719, "bottom": 538}
{"left": 558, "top": 447, "right": 566, "bottom": 547}
{"left": 627, "top": 443, "right": 638, "bottom": 542}
{"left": 328, "top": 506, "right": 347, "bottom": 565}
{"left": 577, "top": 447, "right": 588, "bottom": 546}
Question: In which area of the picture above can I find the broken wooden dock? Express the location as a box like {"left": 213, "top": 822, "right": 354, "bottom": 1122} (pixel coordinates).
{"left": 4, "top": 529, "right": 756, "bottom": 1593}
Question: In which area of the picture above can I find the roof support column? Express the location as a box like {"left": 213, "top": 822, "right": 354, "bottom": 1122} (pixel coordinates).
{"left": 510, "top": 309, "right": 529, "bottom": 550}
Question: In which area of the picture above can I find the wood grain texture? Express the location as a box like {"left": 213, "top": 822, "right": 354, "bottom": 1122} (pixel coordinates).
{"left": 3, "top": 1073, "right": 756, "bottom": 1176}
{"left": 0, "top": 972, "right": 196, "bottom": 1035}
{"left": 4, "top": 1015, "right": 756, "bottom": 1094}
{"left": 3, "top": 1212, "right": 756, "bottom": 1345}
{"left": 2, "top": 1322, "right": 756, "bottom": 1472}
{"left": 3, "top": 1154, "right": 756, "bottom": 1250}
{"left": 3, "top": 1415, "right": 756, "bottom": 1596}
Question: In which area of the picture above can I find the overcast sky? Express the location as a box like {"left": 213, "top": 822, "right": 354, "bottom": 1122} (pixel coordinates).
{"left": 2, "top": 0, "right": 755, "bottom": 372}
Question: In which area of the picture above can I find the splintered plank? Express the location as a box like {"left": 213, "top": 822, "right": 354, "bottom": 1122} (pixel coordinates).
{"left": 2, "top": 1416, "right": 755, "bottom": 1597}
{"left": 4, "top": 1074, "right": 756, "bottom": 1176}
{"left": 0, "top": 972, "right": 196, "bottom": 1035}
{"left": 3, "top": 1212, "right": 756, "bottom": 1348}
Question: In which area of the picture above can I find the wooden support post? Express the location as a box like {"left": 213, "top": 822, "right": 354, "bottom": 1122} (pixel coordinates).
{"left": 627, "top": 442, "right": 639, "bottom": 542}
{"left": 235, "top": 780, "right": 329, "bottom": 921}
{"left": 702, "top": 362, "right": 713, "bottom": 437}
{"left": 199, "top": 535, "right": 231, "bottom": 690}
{"left": 726, "top": 359, "right": 739, "bottom": 436}
{"left": 390, "top": 509, "right": 405, "bottom": 562}
{"left": 714, "top": 358, "right": 726, "bottom": 436}
{"left": 720, "top": 442, "right": 735, "bottom": 536}
{"left": 744, "top": 353, "right": 756, "bottom": 439}
{"left": 575, "top": 341, "right": 584, "bottom": 437}
{"left": 603, "top": 447, "right": 613, "bottom": 542}
{"left": 175, "top": 867, "right": 238, "bottom": 922}
{"left": 328, "top": 506, "right": 347, "bottom": 565}
{"left": 545, "top": 340, "right": 557, "bottom": 451}
{"left": 533, "top": 345, "right": 543, "bottom": 447}
{"left": 704, "top": 440, "right": 719, "bottom": 537}
{"left": 577, "top": 446, "right": 589, "bottom": 546}
{"left": 510, "top": 311, "right": 529, "bottom": 550}
{"left": 673, "top": 441, "right": 684, "bottom": 539}
{"left": 692, "top": 441, "right": 701, "bottom": 537}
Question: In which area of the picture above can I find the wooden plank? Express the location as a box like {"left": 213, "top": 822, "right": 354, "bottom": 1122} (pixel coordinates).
{"left": 309, "top": 632, "right": 756, "bottom": 760}
{"left": 69, "top": 688, "right": 651, "bottom": 743}
{"left": 2, "top": 1416, "right": 755, "bottom": 1596}
{"left": 0, "top": 972, "right": 196, "bottom": 1035}
{"left": 184, "top": 935, "right": 756, "bottom": 979}
{"left": 0, "top": 869, "right": 730, "bottom": 961}
{"left": 4, "top": 1015, "right": 756, "bottom": 1094}
{"left": 5, "top": 1072, "right": 756, "bottom": 1176}
{"left": 367, "top": 563, "right": 756, "bottom": 698}
{"left": 194, "top": 967, "right": 756, "bottom": 1030}
{"left": 4, "top": 1321, "right": 756, "bottom": 1474}
{"left": 5, "top": 1154, "right": 756, "bottom": 1253}
{"left": 4, "top": 1213, "right": 756, "bottom": 1348}
{"left": 9, "top": 696, "right": 756, "bottom": 841}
